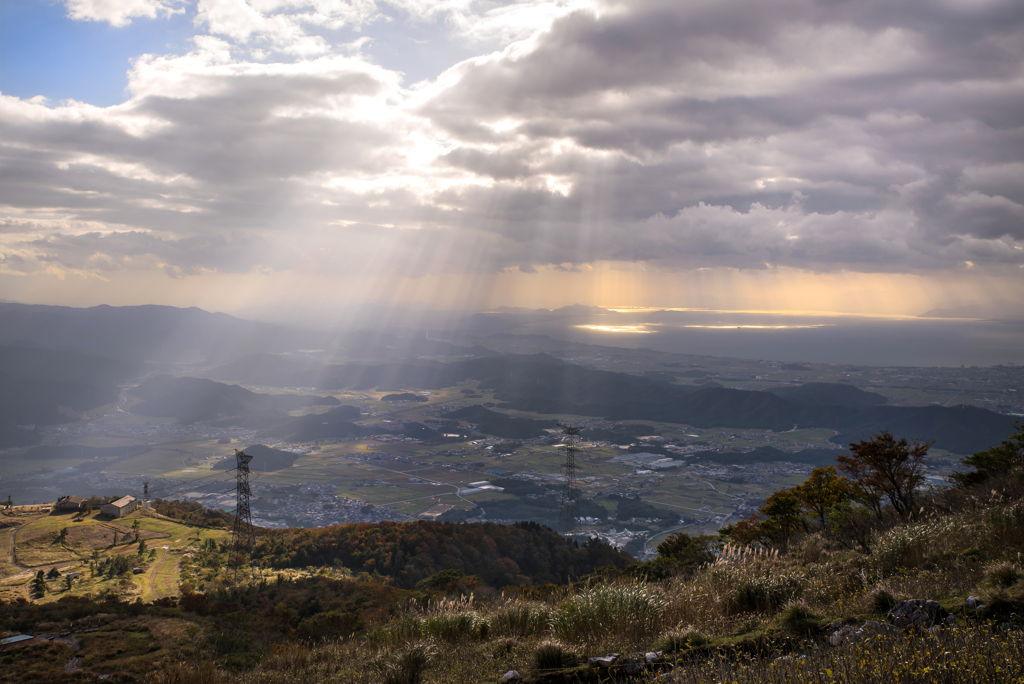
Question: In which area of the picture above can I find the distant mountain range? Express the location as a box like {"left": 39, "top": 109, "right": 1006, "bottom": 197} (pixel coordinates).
{"left": 129, "top": 375, "right": 339, "bottom": 423}
{"left": 0, "top": 303, "right": 315, "bottom": 364}
{"left": 0, "top": 344, "right": 138, "bottom": 448}
{"left": 0, "top": 303, "right": 498, "bottom": 364}
{"left": 767, "top": 382, "right": 888, "bottom": 407}
{"left": 1, "top": 304, "right": 1017, "bottom": 455}
{"left": 211, "top": 353, "right": 1016, "bottom": 453}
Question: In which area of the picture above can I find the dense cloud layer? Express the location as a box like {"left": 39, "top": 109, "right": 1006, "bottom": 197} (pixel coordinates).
{"left": 1, "top": 0, "right": 1022, "bottom": 284}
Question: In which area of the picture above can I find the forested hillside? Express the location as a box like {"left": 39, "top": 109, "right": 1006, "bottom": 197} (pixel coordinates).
{"left": 253, "top": 520, "right": 632, "bottom": 588}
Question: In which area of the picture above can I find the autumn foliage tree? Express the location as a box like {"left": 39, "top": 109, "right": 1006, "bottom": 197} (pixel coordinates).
{"left": 758, "top": 489, "right": 806, "bottom": 548}
{"left": 723, "top": 468, "right": 855, "bottom": 548}
{"left": 722, "top": 491, "right": 805, "bottom": 549}
{"left": 837, "top": 430, "right": 930, "bottom": 518}
{"left": 793, "top": 466, "right": 853, "bottom": 530}
{"left": 723, "top": 514, "right": 767, "bottom": 546}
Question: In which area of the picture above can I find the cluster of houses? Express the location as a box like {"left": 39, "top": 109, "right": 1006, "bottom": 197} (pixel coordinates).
{"left": 54, "top": 494, "right": 140, "bottom": 518}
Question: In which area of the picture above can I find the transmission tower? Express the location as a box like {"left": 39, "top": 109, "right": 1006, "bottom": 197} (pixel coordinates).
{"left": 558, "top": 424, "right": 581, "bottom": 533}
{"left": 142, "top": 480, "right": 150, "bottom": 510}
{"left": 230, "top": 449, "right": 256, "bottom": 581}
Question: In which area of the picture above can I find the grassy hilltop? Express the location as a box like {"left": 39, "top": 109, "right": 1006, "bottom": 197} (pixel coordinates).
{"left": 1, "top": 427, "right": 1023, "bottom": 683}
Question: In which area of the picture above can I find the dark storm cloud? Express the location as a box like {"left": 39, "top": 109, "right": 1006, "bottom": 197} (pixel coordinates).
{"left": 416, "top": 0, "right": 1024, "bottom": 272}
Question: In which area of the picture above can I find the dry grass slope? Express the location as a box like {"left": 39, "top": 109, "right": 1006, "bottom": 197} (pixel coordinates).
{"left": 3, "top": 443, "right": 1024, "bottom": 684}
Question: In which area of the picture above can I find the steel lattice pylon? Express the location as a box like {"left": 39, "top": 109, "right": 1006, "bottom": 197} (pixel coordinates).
{"left": 230, "top": 449, "right": 256, "bottom": 580}
{"left": 558, "top": 424, "right": 581, "bottom": 532}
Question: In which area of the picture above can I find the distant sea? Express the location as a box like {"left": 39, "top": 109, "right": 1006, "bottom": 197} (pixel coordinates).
{"left": 511, "top": 310, "right": 1024, "bottom": 367}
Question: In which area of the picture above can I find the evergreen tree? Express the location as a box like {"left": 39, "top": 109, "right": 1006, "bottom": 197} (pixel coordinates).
{"left": 950, "top": 421, "right": 1024, "bottom": 487}
{"left": 31, "top": 570, "right": 46, "bottom": 596}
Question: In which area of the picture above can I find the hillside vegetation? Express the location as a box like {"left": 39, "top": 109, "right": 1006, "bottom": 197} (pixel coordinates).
{"left": 2, "top": 425, "right": 1023, "bottom": 683}
{"left": 253, "top": 521, "right": 631, "bottom": 589}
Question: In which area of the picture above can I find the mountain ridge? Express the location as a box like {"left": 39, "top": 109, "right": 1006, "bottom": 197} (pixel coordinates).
{"left": 210, "top": 354, "right": 1015, "bottom": 453}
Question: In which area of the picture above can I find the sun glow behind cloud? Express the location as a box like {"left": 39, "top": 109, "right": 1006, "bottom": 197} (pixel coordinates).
{"left": 679, "top": 324, "right": 834, "bottom": 330}
{"left": 603, "top": 307, "right": 953, "bottom": 321}
{"left": 0, "top": 0, "right": 1022, "bottom": 322}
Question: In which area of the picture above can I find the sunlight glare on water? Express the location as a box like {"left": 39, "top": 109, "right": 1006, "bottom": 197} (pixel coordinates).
{"left": 526, "top": 309, "right": 1024, "bottom": 366}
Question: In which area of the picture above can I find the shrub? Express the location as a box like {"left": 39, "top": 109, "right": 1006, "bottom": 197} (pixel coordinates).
{"left": 366, "top": 614, "right": 423, "bottom": 646}
{"left": 865, "top": 586, "right": 899, "bottom": 614}
{"left": 987, "top": 501, "right": 1024, "bottom": 547}
{"left": 421, "top": 611, "right": 488, "bottom": 642}
{"left": 533, "top": 640, "right": 579, "bottom": 671}
{"left": 799, "top": 534, "right": 825, "bottom": 565}
{"left": 657, "top": 623, "right": 1024, "bottom": 682}
{"left": 149, "top": 662, "right": 230, "bottom": 684}
{"left": 871, "top": 515, "right": 978, "bottom": 575}
{"left": 296, "top": 610, "right": 362, "bottom": 641}
{"left": 490, "top": 600, "right": 551, "bottom": 638}
{"left": 776, "top": 601, "right": 822, "bottom": 636}
{"left": 732, "top": 572, "right": 801, "bottom": 614}
{"left": 652, "top": 626, "right": 711, "bottom": 653}
{"left": 980, "top": 584, "right": 1024, "bottom": 622}
{"left": 551, "top": 582, "right": 666, "bottom": 645}
{"left": 985, "top": 562, "right": 1023, "bottom": 589}
{"left": 492, "top": 637, "right": 519, "bottom": 658}
{"left": 373, "top": 641, "right": 436, "bottom": 684}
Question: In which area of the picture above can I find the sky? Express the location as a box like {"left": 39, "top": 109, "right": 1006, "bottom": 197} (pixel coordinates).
{"left": 1, "top": 0, "right": 1023, "bottom": 319}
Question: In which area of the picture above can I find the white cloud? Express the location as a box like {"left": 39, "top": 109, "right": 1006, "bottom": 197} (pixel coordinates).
{"left": 388, "top": 0, "right": 599, "bottom": 44}
{"left": 65, "top": 0, "right": 187, "bottom": 26}
{"left": 186, "top": 0, "right": 597, "bottom": 56}
{"left": 9, "top": 0, "right": 1024, "bottom": 286}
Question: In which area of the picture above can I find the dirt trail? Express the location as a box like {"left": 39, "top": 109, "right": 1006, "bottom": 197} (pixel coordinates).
{"left": 143, "top": 548, "right": 174, "bottom": 601}
{"left": 8, "top": 522, "right": 27, "bottom": 570}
